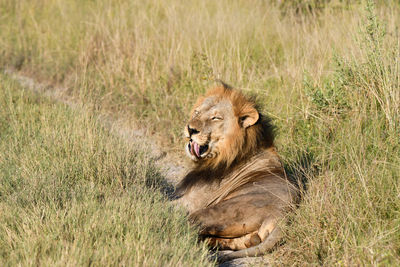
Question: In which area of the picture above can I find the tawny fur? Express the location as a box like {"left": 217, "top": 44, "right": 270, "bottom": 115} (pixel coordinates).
{"left": 174, "top": 84, "right": 298, "bottom": 262}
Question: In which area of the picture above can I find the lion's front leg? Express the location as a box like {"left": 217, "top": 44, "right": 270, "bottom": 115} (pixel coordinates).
{"left": 205, "top": 216, "right": 279, "bottom": 251}
{"left": 189, "top": 193, "right": 282, "bottom": 249}
{"left": 206, "top": 231, "right": 262, "bottom": 250}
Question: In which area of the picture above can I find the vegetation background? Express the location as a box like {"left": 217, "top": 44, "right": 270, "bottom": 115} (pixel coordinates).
{"left": 0, "top": 0, "right": 399, "bottom": 265}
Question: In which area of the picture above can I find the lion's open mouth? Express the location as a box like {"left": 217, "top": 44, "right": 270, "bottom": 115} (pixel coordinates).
{"left": 188, "top": 141, "right": 209, "bottom": 158}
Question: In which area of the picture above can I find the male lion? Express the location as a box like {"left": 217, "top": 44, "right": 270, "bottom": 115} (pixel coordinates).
{"left": 174, "top": 83, "right": 298, "bottom": 262}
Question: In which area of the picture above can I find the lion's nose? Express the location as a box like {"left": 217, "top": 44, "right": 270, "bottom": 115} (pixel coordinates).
{"left": 188, "top": 125, "right": 199, "bottom": 136}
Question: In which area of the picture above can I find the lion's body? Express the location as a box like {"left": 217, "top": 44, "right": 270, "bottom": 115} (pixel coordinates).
{"left": 174, "top": 85, "right": 298, "bottom": 261}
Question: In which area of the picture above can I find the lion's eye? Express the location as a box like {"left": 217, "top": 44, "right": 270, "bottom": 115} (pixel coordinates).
{"left": 211, "top": 116, "right": 222, "bottom": 121}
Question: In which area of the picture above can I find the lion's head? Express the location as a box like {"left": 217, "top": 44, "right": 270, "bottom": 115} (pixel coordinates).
{"left": 184, "top": 84, "right": 275, "bottom": 169}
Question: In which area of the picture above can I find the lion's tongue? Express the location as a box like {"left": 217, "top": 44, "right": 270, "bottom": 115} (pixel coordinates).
{"left": 192, "top": 142, "right": 200, "bottom": 157}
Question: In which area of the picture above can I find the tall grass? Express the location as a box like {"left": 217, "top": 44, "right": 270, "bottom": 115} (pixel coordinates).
{"left": 274, "top": 1, "right": 400, "bottom": 265}
{"left": 0, "top": 0, "right": 399, "bottom": 265}
{"left": 0, "top": 74, "right": 211, "bottom": 266}
{"left": 3, "top": 0, "right": 391, "bottom": 142}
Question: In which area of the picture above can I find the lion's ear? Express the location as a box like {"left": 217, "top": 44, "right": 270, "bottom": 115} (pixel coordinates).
{"left": 240, "top": 106, "right": 259, "bottom": 128}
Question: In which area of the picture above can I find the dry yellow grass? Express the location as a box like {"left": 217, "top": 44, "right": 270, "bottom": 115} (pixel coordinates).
{"left": 0, "top": 73, "right": 212, "bottom": 266}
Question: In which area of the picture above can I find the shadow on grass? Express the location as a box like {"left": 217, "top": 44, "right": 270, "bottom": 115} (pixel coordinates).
{"left": 284, "top": 149, "right": 320, "bottom": 201}
{"left": 144, "top": 166, "right": 176, "bottom": 200}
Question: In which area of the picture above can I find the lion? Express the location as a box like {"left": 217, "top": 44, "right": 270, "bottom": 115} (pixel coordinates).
{"left": 173, "top": 83, "right": 298, "bottom": 262}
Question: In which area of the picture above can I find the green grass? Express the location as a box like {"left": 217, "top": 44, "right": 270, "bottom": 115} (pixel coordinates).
{"left": 0, "top": 74, "right": 211, "bottom": 266}
{"left": 273, "top": 2, "right": 400, "bottom": 264}
{"left": 0, "top": 0, "right": 399, "bottom": 265}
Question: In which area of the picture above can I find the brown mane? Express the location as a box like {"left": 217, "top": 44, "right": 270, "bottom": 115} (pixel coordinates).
{"left": 175, "top": 86, "right": 276, "bottom": 197}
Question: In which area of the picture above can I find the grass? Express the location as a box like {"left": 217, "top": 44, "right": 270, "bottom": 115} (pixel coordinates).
{"left": 1, "top": 0, "right": 374, "bottom": 142}
{"left": 272, "top": 2, "right": 400, "bottom": 264}
{"left": 0, "top": 0, "right": 399, "bottom": 265}
{"left": 0, "top": 74, "right": 211, "bottom": 266}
